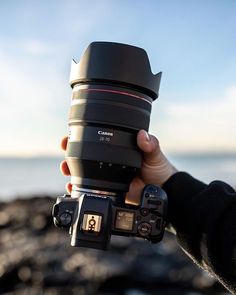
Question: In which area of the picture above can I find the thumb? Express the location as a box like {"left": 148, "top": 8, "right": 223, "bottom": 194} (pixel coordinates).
{"left": 137, "top": 130, "right": 178, "bottom": 185}
{"left": 137, "top": 130, "right": 163, "bottom": 166}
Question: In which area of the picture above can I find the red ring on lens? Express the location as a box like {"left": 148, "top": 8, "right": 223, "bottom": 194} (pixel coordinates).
{"left": 79, "top": 88, "right": 152, "bottom": 105}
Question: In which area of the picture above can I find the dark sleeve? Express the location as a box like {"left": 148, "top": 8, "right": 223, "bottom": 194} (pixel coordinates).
{"left": 162, "top": 172, "right": 236, "bottom": 293}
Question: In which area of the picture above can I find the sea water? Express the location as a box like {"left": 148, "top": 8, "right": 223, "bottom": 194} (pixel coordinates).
{"left": 0, "top": 157, "right": 67, "bottom": 200}
{"left": 0, "top": 154, "right": 236, "bottom": 201}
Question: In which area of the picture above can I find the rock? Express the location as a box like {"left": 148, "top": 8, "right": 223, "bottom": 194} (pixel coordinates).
{"left": 0, "top": 196, "right": 228, "bottom": 295}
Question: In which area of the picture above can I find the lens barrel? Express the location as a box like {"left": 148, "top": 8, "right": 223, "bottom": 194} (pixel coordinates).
{"left": 66, "top": 42, "right": 161, "bottom": 193}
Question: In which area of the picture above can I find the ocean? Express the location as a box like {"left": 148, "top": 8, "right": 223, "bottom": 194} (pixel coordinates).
{"left": 1, "top": 154, "right": 236, "bottom": 201}
{"left": 0, "top": 157, "right": 67, "bottom": 201}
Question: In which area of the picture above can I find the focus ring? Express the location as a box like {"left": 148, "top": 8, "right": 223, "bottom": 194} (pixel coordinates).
{"left": 69, "top": 102, "right": 150, "bottom": 131}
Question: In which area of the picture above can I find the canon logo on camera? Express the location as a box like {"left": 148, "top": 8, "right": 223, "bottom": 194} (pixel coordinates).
{"left": 98, "top": 131, "right": 114, "bottom": 136}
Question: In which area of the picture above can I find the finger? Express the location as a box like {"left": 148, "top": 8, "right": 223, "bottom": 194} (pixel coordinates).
{"left": 137, "top": 130, "right": 162, "bottom": 166}
{"left": 60, "top": 160, "right": 71, "bottom": 176}
{"left": 66, "top": 182, "right": 72, "bottom": 194}
{"left": 125, "top": 177, "right": 145, "bottom": 206}
{"left": 61, "top": 136, "right": 68, "bottom": 151}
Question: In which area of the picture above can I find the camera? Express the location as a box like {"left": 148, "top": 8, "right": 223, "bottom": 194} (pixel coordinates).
{"left": 52, "top": 41, "right": 167, "bottom": 250}
{"left": 53, "top": 185, "right": 167, "bottom": 250}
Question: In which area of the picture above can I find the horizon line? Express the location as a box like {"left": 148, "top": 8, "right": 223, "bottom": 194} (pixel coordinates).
{"left": 1, "top": 151, "right": 236, "bottom": 159}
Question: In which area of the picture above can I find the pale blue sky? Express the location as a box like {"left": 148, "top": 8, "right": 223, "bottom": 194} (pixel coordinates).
{"left": 0, "top": 0, "right": 236, "bottom": 156}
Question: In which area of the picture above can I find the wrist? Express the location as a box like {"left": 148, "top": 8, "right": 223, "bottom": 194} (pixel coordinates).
{"left": 156, "top": 157, "right": 178, "bottom": 186}
{"left": 142, "top": 152, "right": 178, "bottom": 186}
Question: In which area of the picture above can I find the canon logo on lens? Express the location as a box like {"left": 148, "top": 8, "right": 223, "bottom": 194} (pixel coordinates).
{"left": 98, "top": 131, "right": 114, "bottom": 136}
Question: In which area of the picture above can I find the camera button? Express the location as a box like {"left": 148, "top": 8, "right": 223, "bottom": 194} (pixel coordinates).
{"left": 148, "top": 198, "right": 162, "bottom": 206}
{"left": 140, "top": 208, "right": 149, "bottom": 216}
{"left": 138, "top": 222, "right": 152, "bottom": 237}
{"left": 59, "top": 212, "right": 72, "bottom": 227}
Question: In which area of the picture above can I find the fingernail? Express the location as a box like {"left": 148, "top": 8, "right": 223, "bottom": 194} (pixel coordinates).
{"left": 144, "top": 131, "right": 150, "bottom": 142}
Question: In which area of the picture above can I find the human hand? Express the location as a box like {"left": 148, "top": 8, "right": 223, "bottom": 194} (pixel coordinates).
{"left": 60, "top": 130, "right": 177, "bottom": 205}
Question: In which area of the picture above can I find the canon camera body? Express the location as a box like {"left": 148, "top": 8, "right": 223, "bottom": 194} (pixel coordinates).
{"left": 53, "top": 185, "right": 167, "bottom": 250}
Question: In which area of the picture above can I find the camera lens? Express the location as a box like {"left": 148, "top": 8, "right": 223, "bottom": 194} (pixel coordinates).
{"left": 66, "top": 42, "right": 161, "bottom": 193}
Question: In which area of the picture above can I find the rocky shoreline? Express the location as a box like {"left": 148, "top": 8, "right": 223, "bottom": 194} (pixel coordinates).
{"left": 0, "top": 196, "right": 229, "bottom": 295}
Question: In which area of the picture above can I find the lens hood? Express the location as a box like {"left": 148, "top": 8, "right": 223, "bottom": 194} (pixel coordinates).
{"left": 70, "top": 41, "right": 162, "bottom": 99}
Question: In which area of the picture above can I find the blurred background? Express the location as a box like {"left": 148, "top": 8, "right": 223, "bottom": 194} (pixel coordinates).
{"left": 0, "top": 0, "right": 235, "bottom": 294}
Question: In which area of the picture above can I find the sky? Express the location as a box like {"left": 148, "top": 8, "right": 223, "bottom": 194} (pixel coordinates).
{"left": 0, "top": 0, "right": 236, "bottom": 156}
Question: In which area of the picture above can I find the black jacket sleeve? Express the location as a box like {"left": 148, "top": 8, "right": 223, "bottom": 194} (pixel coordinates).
{"left": 162, "top": 172, "right": 236, "bottom": 293}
